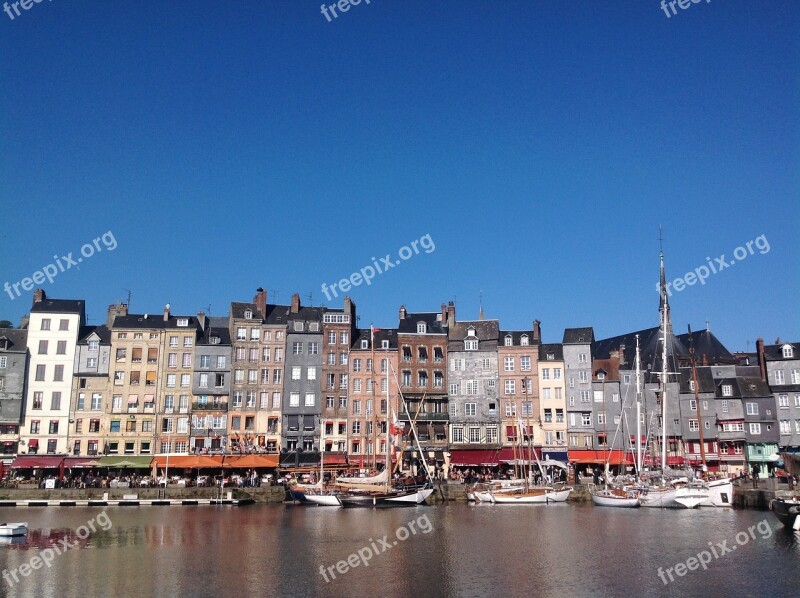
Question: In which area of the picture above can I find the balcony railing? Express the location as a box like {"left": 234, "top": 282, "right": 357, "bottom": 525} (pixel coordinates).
{"left": 192, "top": 401, "right": 229, "bottom": 411}
{"left": 398, "top": 412, "right": 449, "bottom": 422}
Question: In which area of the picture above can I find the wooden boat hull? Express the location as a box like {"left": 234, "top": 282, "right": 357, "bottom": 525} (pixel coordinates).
{"left": 339, "top": 488, "right": 433, "bottom": 507}
{"left": 491, "top": 488, "right": 572, "bottom": 504}
{"left": 591, "top": 492, "right": 639, "bottom": 508}
{"left": 770, "top": 498, "right": 800, "bottom": 530}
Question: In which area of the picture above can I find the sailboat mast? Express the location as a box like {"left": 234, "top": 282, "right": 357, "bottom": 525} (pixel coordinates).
{"left": 635, "top": 334, "right": 642, "bottom": 474}
{"left": 688, "top": 325, "right": 708, "bottom": 478}
{"left": 385, "top": 336, "right": 391, "bottom": 491}
{"left": 658, "top": 236, "right": 669, "bottom": 475}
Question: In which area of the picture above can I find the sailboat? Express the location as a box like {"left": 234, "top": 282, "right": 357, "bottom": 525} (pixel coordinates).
{"left": 304, "top": 425, "right": 342, "bottom": 506}
{"left": 488, "top": 418, "right": 572, "bottom": 504}
{"left": 338, "top": 358, "right": 434, "bottom": 507}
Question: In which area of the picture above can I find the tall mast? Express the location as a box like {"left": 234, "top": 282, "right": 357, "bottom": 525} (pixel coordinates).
{"left": 635, "top": 334, "right": 643, "bottom": 475}
{"left": 688, "top": 325, "right": 707, "bottom": 478}
{"left": 385, "top": 334, "right": 391, "bottom": 491}
{"left": 658, "top": 228, "right": 670, "bottom": 475}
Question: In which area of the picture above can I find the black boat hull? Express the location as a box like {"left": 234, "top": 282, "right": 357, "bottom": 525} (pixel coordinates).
{"left": 770, "top": 498, "right": 800, "bottom": 530}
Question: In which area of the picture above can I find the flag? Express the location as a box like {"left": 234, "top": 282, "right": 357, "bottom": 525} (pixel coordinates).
{"left": 390, "top": 409, "right": 401, "bottom": 435}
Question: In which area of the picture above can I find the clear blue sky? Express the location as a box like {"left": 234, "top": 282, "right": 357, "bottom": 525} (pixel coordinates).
{"left": 1, "top": 1, "right": 798, "bottom": 351}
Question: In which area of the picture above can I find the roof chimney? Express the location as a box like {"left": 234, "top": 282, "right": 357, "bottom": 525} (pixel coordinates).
{"left": 290, "top": 293, "right": 301, "bottom": 314}
{"left": 18, "top": 315, "right": 29, "bottom": 329}
{"left": 197, "top": 311, "right": 207, "bottom": 331}
{"left": 253, "top": 288, "right": 267, "bottom": 319}
{"left": 441, "top": 303, "right": 447, "bottom": 324}
{"left": 32, "top": 289, "right": 46, "bottom": 305}
{"left": 756, "top": 337, "right": 767, "bottom": 382}
{"left": 107, "top": 302, "right": 128, "bottom": 328}
{"left": 399, "top": 305, "right": 407, "bottom": 321}
{"left": 447, "top": 301, "right": 456, "bottom": 327}
{"left": 163, "top": 303, "right": 171, "bottom": 322}
{"left": 344, "top": 296, "right": 355, "bottom": 317}
{"left": 533, "top": 319, "right": 541, "bottom": 343}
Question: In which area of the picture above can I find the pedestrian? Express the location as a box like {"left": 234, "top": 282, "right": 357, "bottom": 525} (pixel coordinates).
{"left": 752, "top": 463, "right": 760, "bottom": 488}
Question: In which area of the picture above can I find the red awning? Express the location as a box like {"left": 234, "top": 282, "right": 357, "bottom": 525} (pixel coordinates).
{"left": 27, "top": 439, "right": 39, "bottom": 448}
{"left": 321, "top": 453, "right": 348, "bottom": 465}
{"left": 450, "top": 448, "right": 525, "bottom": 467}
{"left": 569, "top": 450, "right": 628, "bottom": 465}
{"left": 10, "top": 455, "right": 64, "bottom": 469}
{"left": 223, "top": 455, "right": 279, "bottom": 468}
{"left": 151, "top": 455, "right": 225, "bottom": 468}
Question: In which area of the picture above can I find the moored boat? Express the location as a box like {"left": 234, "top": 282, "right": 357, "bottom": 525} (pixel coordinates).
{"left": 770, "top": 497, "right": 800, "bottom": 531}
{"left": 674, "top": 481, "right": 710, "bottom": 509}
{"left": 490, "top": 486, "right": 572, "bottom": 504}
{"left": 590, "top": 485, "right": 640, "bottom": 508}
{"left": 0, "top": 522, "right": 28, "bottom": 537}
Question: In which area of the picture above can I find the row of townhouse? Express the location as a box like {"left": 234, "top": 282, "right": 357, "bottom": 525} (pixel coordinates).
{"left": 0, "top": 287, "right": 797, "bottom": 476}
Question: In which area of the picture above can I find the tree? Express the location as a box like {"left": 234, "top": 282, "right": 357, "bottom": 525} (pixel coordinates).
{"left": 0, "top": 320, "right": 13, "bottom": 328}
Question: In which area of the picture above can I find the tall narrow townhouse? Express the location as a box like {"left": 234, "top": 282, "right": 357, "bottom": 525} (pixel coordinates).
{"left": 447, "top": 316, "right": 501, "bottom": 468}
{"left": 678, "top": 365, "right": 721, "bottom": 473}
{"left": 0, "top": 326, "right": 28, "bottom": 459}
{"left": 563, "top": 327, "right": 595, "bottom": 455}
{"left": 538, "top": 341, "right": 567, "bottom": 462}
{"left": 260, "top": 296, "right": 289, "bottom": 453}
{"left": 282, "top": 294, "right": 324, "bottom": 459}
{"left": 589, "top": 358, "right": 625, "bottom": 470}
{"left": 761, "top": 339, "right": 800, "bottom": 454}
{"left": 348, "top": 327, "right": 399, "bottom": 469}
{"left": 496, "top": 324, "right": 540, "bottom": 463}
{"left": 69, "top": 320, "right": 112, "bottom": 457}
{"left": 190, "top": 316, "right": 231, "bottom": 453}
{"left": 397, "top": 304, "right": 449, "bottom": 470}
{"left": 321, "top": 297, "right": 356, "bottom": 463}
{"left": 228, "top": 299, "right": 267, "bottom": 452}
{"left": 20, "top": 290, "right": 84, "bottom": 455}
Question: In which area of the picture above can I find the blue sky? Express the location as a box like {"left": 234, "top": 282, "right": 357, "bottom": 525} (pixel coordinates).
{"left": 1, "top": 1, "right": 797, "bottom": 351}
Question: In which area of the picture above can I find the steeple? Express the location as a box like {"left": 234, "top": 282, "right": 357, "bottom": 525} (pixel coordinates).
{"left": 658, "top": 226, "right": 673, "bottom": 336}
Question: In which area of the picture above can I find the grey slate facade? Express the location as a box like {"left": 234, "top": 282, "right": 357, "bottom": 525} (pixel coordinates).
{"left": 0, "top": 328, "right": 28, "bottom": 455}
{"left": 762, "top": 340, "right": 800, "bottom": 451}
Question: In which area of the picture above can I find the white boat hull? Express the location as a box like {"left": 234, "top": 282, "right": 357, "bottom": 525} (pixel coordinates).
{"left": 473, "top": 491, "right": 493, "bottom": 503}
{"left": 702, "top": 479, "right": 733, "bottom": 507}
{"left": 305, "top": 494, "right": 342, "bottom": 507}
{"left": 384, "top": 488, "right": 434, "bottom": 504}
{"left": 675, "top": 487, "right": 710, "bottom": 509}
{"left": 591, "top": 492, "right": 640, "bottom": 508}
{"left": 491, "top": 489, "right": 572, "bottom": 504}
{"left": 0, "top": 523, "right": 28, "bottom": 537}
{"left": 639, "top": 488, "right": 679, "bottom": 508}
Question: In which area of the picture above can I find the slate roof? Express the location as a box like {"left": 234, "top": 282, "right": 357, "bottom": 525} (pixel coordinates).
{"left": 30, "top": 299, "right": 85, "bottom": 315}
{"left": 678, "top": 366, "right": 716, "bottom": 393}
{"left": 763, "top": 342, "right": 800, "bottom": 361}
{"left": 230, "top": 302, "right": 263, "bottom": 321}
{"left": 498, "top": 330, "right": 536, "bottom": 347}
{"left": 77, "top": 325, "right": 111, "bottom": 345}
{"left": 448, "top": 320, "right": 499, "bottom": 348}
{"left": 111, "top": 313, "right": 202, "bottom": 330}
{"left": 0, "top": 328, "right": 28, "bottom": 352}
{"left": 539, "top": 343, "right": 563, "bottom": 361}
{"left": 199, "top": 325, "right": 231, "bottom": 346}
{"left": 352, "top": 328, "right": 398, "bottom": 350}
{"left": 562, "top": 327, "right": 594, "bottom": 344}
{"left": 397, "top": 312, "right": 448, "bottom": 335}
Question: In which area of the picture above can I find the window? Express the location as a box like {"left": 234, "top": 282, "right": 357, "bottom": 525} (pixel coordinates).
{"left": 291, "top": 367, "right": 301, "bottom": 381}
{"left": 579, "top": 371, "right": 588, "bottom": 383}
{"left": 778, "top": 394, "right": 789, "bottom": 408}
{"left": 593, "top": 391, "right": 603, "bottom": 403}
{"left": 110, "top": 420, "right": 121, "bottom": 433}
{"left": 340, "top": 352, "right": 348, "bottom": 365}
{"left": 469, "top": 427, "right": 481, "bottom": 443}
{"left": 721, "top": 400, "right": 728, "bottom": 413}
{"left": 0, "top": 356, "right": 6, "bottom": 368}
{"left": 180, "top": 374, "right": 190, "bottom": 387}
{"left": 465, "top": 380, "right": 478, "bottom": 395}
{"left": 30, "top": 420, "right": 40, "bottom": 434}
{"left": 504, "top": 336, "right": 513, "bottom": 347}
{"left": 722, "top": 384, "right": 733, "bottom": 396}
{"left": 505, "top": 401, "right": 516, "bottom": 417}
{"left": 48, "top": 420, "right": 59, "bottom": 434}
{"left": 542, "top": 368, "right": 550, "bottom": 380}
{"left": 35, "top": 364, "right": 46, "bottom": 381}
{"left": 416, "top": 322, "right": 426, "bottom": 334}
{"left": 50, "top": 392, "right": 61, "bottom": 410}
{"left": 273, "top": 369, "right": 281, "bottom": 384}
{"left": 289, "top": 392, "right": 300, "bottom": 407}
{"left": 580, "top": 391, "right": 590, "bottom": 403}
{"left": 340, "top": 374, "right": 348, "bottom": 389}
{"left": 780, "top": 420, "right": 791, "bottom": 434}
{"left": 273, "top": 392, "right": 281, "bottom": 409}
{"left": 689, "top": 399, "right": 697, "bottom": 411}
{"left": 578, "top": 353, "right": 587, "bottom": 364}
{"left": 689, "top": 419, "right": 699, "bottom": 431}
{"left": 305, "top": 393, "right": 315, "bottom": 407}
{"left": 504, "top": 380, "right": 515, "bottom": 395}
{"left": 581, "top": 413, "right": 591, "bottom": 426}
{"left": 464, "top": 339, "right": 478, "bottom": 351}
{"left": 520, "top": 356, "right": 531, "bottom": 371}
{"left": 792, "top": 370, "right": 800, "bottom": 385}
{"left": 451, "top": 358, "right": 465, "bottom": 371}
{"left": 749, "top": 423, "right": 761, "bottom": 435}
{"left": 504, "top": 357, "right": 514, "bottom": 372}
{"left": 596, "top": 413, "right": 605, "bottom": 425}
{"left": 292, "top": 342, "right": 303, "bottom": 355}
{"left": 465, "top": 403, "right": 476, "bottom": 416}
{"left": 339, "top": 332, "right": 348, "bottom": 344}
{"left": 746, "top": 403, "right": 758, "bottom": 416}
{"left": 542, "top": 388, "right": 551, "bottom": 400}
{"left": 623, "top": 374, "right": 631, "bottom": 384}
{"left": 353, "top": 359, "right": 362, "bottom": 373}
{"left": 40, "top": 318, "right": 51, "bottom": 330}
{"left": 568, "top": 377, "right": 575, "bottom": 389}
{"left": 783, "top": 345, "right": 794, "bottom": 358}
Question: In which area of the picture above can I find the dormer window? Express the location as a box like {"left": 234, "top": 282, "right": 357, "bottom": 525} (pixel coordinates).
{"left": 689, "top": 380, "right": 695, "bottom": 392}
{"left": 294, "top": 322, "right": 304, "bottom": 332}
{"left": 88, "top": 340, "right": 99, "bottom": 352}
{"left": 467, "top": 327, "right": 476, "bottom": 337}
{"left": 520, "top": 335, "right": 529, "bottom": 346}
{"left": 210, "top": 335, "right": 220, "bottom": 345}
{"left": 381, "top": 340, "right": 389, "bottom": 349}
{"left": 0, "top": 338, "right": 8, "bottom": 350}
{"left": 244, "top": 310, "right": 253, "bottom": 320}
{"left": 464, "top": 339, "right": 478, "bottom": 351}
{"left": 177, "top": 318, "right": 189, "bottom": 327}
{"left": 361, "top": 340, "right": 369, "bottom": 349}
{"left": 783, "top": 345, "right": 794, "bottom": 358}
{"left": 722, "top": 384, "right": 732, "bottom": 397}
{"left": 546, "top": 353, "right": 554, "bottom": 361}
{"left": 417, "top": 322, "right": 426, "bottom": 334}
{"left": 597, "top": 372, "right": 605, "bottom": 381}
{"left": 504, "top": 335, "right": 513, "bottom": 347}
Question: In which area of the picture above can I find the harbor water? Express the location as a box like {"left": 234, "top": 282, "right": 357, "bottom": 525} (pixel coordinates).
{"left": 1, "top": 504, "right": 798, "bottom": 597}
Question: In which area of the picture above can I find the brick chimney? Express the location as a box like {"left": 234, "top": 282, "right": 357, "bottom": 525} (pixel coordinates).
{"left": 163, "top": 303, "right": 171, "bottom": 322}
{"left": 32, "top": 289, "right": 46, "bottom": 305}
{"left": 441, "top": 303, "right": 447, "bottom": 323}
{"left": 756, "top": 337, "right": 767, "bottom": 382}
{"left": 447, "top": 301, "right": 456, "bottom": 327}
{"left": 253, "top": 287, "right": 267, "bottom": 319}
{"left": 343, "top": 296, "right": 355, "bottom": 317}
{"left": 107, "top": 302, "right": 128, "bottom": 328}
{"left": 399, "top": 305, "right": 407, "bottom": 321}
{"left": 290, "top": 293, "right": 301, "bottom": 314}
{"left": 533, "top": 319, "right": 541, "bottom": 343}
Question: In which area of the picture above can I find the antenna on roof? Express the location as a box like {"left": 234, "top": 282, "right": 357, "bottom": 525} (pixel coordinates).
{"left": 269, "top": 290, "right": 279, "bottom": 305}
{"left": 705, "top": 319, "right": 710, "bottom": 332}
{"left": 207, "top": 304, "right": 212, "bottom": 316}
{"left": 124, "top": 289, "right": 131, "bottom": 309}
{"left": 306, "top": 292, "right": 313, "bottom": 307}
